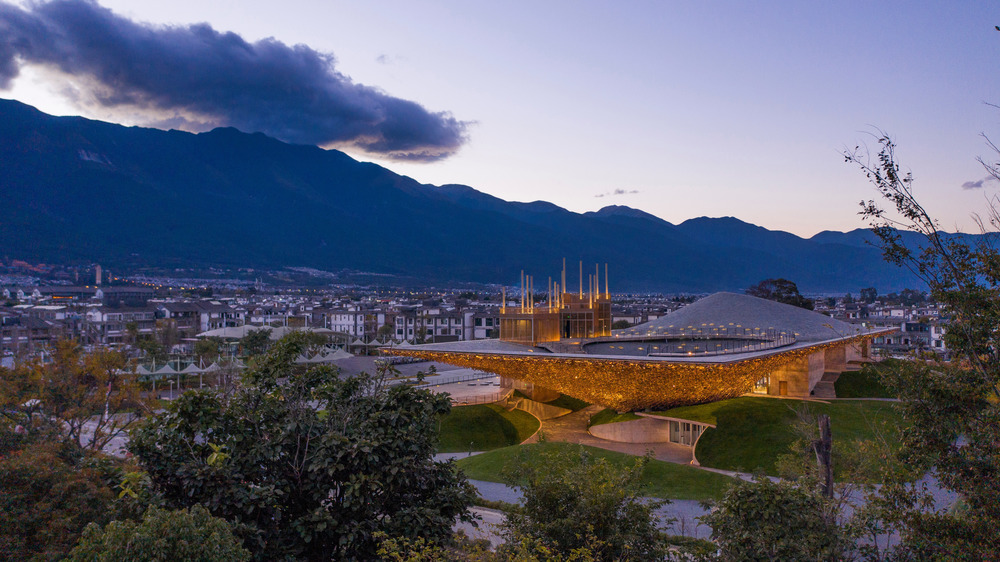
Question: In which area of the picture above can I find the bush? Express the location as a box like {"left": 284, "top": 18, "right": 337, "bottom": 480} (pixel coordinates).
{"left": 68, "top": 505, "right": 249, "bottom": 562}
{"left": 499, "top": 445, "right": 668, "bottom": 561}
{"left": 701, "top": 475, "right": 848, "bottom": 560}
{"left": 0, "top": 442, "right": 115, "bottom": 561}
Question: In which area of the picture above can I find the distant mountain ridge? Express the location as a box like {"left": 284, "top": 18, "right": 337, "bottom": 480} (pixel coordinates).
{"left": 0, "top": 98, "right": 932, "bottom": 292}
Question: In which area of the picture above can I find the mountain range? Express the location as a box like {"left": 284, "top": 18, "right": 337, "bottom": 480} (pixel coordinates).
{"left": 0, "top": 98, "right": 930, "bottom": 293}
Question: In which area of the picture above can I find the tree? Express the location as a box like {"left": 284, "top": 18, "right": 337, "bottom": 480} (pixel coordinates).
{"left": 844, "top": 134, "right": 1000, "bottom": 558}
{"left": 136, "top": 337, "right": 167, "bottom": 363}
{"left": 745, "top": 278, "right": 814, "bottom": 310}
{"left": 859, "top": 287, "right": 878, "bottom": 304}
{"left": 238, "top": 327, "right": 271, "bottom": 356}
{"left": 0, "top": 441, "right": 116, "bottom": 561}
{"left": 124, "top": 322, "right": 139, "bottom": 346}
{"left": 0, "top": 340, "right": 153, "bottom": 452}
{"left": 194, "top": 336, "right": 224, "bottom": 363}
{"left": 378, "top": 322, "right": 397, "bottom": 341}
{"left": 374, "top": 532, "right": 595, "bottom": 562}
{"left": 128, "top": 332, "right": 476, "bottom": 561}
{"left": 498, "top": 446, "right": 668, "bottom": 561}
{"left": 155, "top": 318, "right": 180, "bottom": 349}
{"left": 68, "top": 505, "right": 249, "bottom": 562}
{"left": 701, "top": 475, "right": 848, "bottom": 561}
{"left": 610, "top": 320, "right": 632, "bottom": 330}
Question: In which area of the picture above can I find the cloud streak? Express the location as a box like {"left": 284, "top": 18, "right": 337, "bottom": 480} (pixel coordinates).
{"left": 0, "top": 0, "right": 468, "bottom": 161}
{"left": 961, "top": 175, "right": 998, "bottom": 190}
{"left": 594, "top": 188, "right": 640, "bottom": 198}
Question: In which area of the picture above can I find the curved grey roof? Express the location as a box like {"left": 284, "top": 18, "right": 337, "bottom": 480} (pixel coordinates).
{"left": 624, "top": 292, "right": 867, "bottom": 343}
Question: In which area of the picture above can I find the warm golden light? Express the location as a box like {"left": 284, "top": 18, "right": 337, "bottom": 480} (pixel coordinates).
{"left": 387, "top": 334, "right": 880, "bottom": 411}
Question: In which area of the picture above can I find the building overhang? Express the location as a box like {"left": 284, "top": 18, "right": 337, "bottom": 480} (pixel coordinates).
{"left": 383, "top": 328, "right": 895, "bottom": 411}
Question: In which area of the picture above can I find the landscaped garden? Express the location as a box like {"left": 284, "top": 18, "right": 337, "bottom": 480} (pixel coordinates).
{"left": 588, "top": 408, "right": 641, "bottom": 426}
{"left": 437, "top": 403, "right": 539, "bottom": 453}
{"left": 455, "top": 441, "right": 734, "bottom": 501}
{"left": 651, "top": 396, "right": 904, "bottom": 475}
{"left": 834, "top": 361, "right": 896, "bottom": 398}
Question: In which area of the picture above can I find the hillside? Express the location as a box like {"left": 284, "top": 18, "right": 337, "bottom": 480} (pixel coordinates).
{"left": 0, "top": 98, "right": 922, "bottom": 292}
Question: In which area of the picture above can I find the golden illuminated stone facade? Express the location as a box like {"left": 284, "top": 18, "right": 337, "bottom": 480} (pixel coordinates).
{"left": 387, "top": 334, "right": 881, "bottom": 411}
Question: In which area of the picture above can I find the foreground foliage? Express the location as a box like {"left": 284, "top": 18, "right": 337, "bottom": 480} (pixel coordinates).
{"left": 128, "top": 333, "right": 476, "bottom": 561}
{"left": 498, "top": 445, "right": 669, "bottom": 562}
{"left": 0, "top": 340, "right": 152, "bottom": 452}
{"left": 68, "top": 505, "right": 250, "bottom": 562}
{"left": 376, "top": 532, "right": 597, "bottom": 561}
{"left": 845, "top": 135, "right": 1000, "bottom": 559}
{"left": 0, "top": 441, "right": 116, "bottom": 561}
{"left": 702, "top": 475, "right": 849, "bottom": 561}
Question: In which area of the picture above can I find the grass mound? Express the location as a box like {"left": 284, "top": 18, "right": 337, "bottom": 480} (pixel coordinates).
{"left": 438, "top": 404, "right": 539, "bottom": 453}
{"left": 834, "top": 364, "right": 895, "bottom": 398}
{"left": 545, "top": 394, "right": 590, "bottom": 412}
{"left": 455, "top": 441, "right": 733, "bottom": 501}
{"left": 588, "top": 408, "right": 642, "bottom": 426}
{"left": 652, "top": 397, "right": 903, "bottom": 475}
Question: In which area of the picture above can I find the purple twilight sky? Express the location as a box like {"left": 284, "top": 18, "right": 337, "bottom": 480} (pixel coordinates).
{"left": 3, "top": 0, "right": 999, "bottom": 237}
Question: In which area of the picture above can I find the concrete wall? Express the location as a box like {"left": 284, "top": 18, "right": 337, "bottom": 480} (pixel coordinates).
{"left": 824, "top": 345, "right": 847, "bottom": 372}
{"left": 525, "top": 385, "right": 561, "bottom": 402}
{"left": 769, "top": 350, "right": 826, "bottom": 397}
{"left": 502, "top": 377, "right": 561, "bottom": 403}
{"left": 515, "top": 398, "right": 571, "bottom": 420}
{"left": 588, "top": 417, "right": 673, "bottom": 443}
{"left": 846, "top": 341, "right": 867, "bottom": 362}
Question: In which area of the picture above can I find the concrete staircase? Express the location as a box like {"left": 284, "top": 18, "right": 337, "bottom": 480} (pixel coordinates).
{"left": 812, "top": 371, "right": 841, "bottom": 399}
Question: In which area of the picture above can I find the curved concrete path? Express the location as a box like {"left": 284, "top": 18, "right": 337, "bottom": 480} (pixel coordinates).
{"left": 524, "top": 405, "right": 697, "bottom": 464}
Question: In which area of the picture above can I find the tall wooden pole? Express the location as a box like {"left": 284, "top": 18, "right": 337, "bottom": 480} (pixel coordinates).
{"left": 813, "top": 414, "right": 833, "bottom": 498}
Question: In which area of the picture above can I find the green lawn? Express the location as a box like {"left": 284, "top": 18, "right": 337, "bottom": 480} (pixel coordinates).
{"left": 455, "top": 442, "right": 734, "bottom": 501}
{"left": 651, "top": 397, "right": 904, "bottom": 475}
{"left": 834, "top": 364, "right": 895, "bottom": 398}
{"left": 437, "top": 404, "right": 539, "bottom": 453}
{"left": 545, "top": 394, "right": 590, "bottom": 412}
{"left": 588, "top": 408, "right": 642, "bottom": 426}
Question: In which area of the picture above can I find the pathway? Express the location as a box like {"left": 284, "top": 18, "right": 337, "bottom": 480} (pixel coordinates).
{"left": 460, "top": 479, "right": 713, "bottom": 539}
{"left": 524, "top": 405, "right": 697, "bottom": 464}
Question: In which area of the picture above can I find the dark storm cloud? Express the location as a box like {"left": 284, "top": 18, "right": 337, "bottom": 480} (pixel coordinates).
{"left": 0, "top": 0, "right": 468, "bottom": 160}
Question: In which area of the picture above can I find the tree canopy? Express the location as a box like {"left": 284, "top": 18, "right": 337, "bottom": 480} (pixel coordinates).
{"left": 128, "top": 332, "right": 476, "bottom": 561}
{"left": 0, "top": 441, "right": 118, "bottom": 561}
{"left": 69, "top": 505, "right": 250, "bottom": 562}
{"left": 844, "top": 134, "right": 1000, "bottom": 559}
{"left": 701, "top": 474, "right": 847, "bottom": 561}
{"left": 0, "top": 340, "right": 152, "bottom": 452}
{"left": 745, "top": 278, "right": 814, "bottom": 310}
{"left": 498, "top": 446, "right": 668, "bottom": 561}
{"left": 238, "top": 327, "right": 272, "bottom": 356}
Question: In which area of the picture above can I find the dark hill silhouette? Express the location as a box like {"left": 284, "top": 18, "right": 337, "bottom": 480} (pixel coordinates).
{"left": 0, "top": 98, "right": 926, "bottom": 292}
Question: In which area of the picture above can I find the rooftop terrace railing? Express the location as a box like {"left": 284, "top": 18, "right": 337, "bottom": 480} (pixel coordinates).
{"left": 589, "top": 326, "right": 797, "bottom": 356}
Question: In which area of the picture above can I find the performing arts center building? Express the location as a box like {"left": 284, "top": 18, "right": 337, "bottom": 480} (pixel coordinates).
{"left": 385, "top": 272, "right": 894, "bottom": 414}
